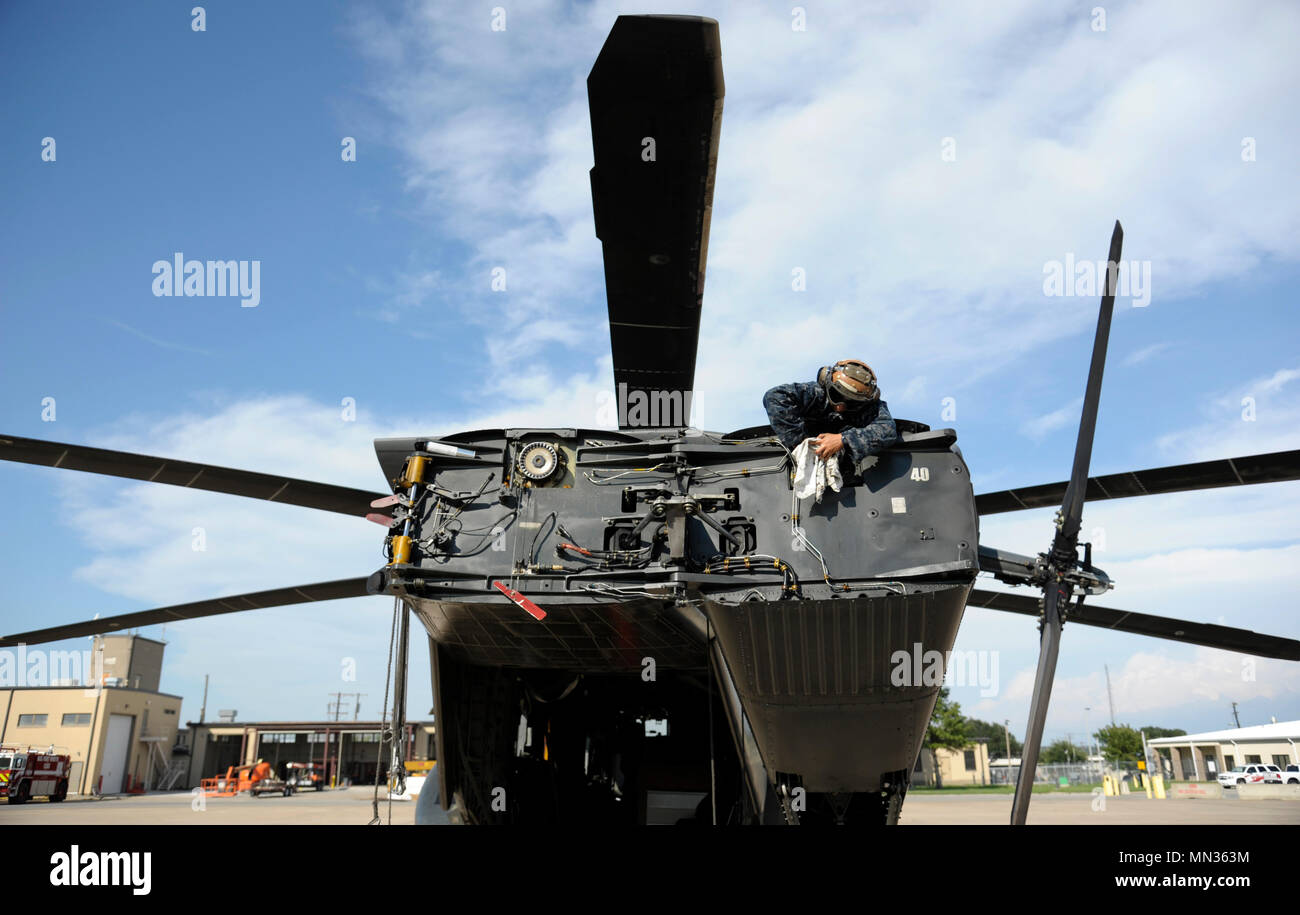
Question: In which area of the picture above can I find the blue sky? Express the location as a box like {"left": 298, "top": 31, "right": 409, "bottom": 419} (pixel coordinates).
{"left": 1, "top": 0, "right": 1298, "bottom": 745}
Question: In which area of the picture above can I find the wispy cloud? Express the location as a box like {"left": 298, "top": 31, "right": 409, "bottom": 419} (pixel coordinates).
{"left": 1123, "top": 341, "right": 1174, "bottom": 366}
{"left": 1257, "top": 367, "right": 1300, "bottom": 394}
{"left": 1156, "top": 364, "right": 1300, "bottom": 460}
{"left": 102, "top": 318, "right": 213, "bottom": 356}
{"left": 1020, "top": 397, "right": 1083, "bottom": 440}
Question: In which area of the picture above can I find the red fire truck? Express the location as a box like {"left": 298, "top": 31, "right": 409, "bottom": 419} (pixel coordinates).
{"left": 0, "top": 746, "right": 71, "bottom": 804}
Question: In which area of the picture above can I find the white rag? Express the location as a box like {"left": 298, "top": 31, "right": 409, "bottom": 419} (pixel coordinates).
{"left": 792, "top": 438, "right": 843, "bottom": 503}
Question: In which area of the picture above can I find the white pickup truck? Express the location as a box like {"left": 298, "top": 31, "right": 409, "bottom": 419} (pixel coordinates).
{"left": 1217, "top": 763, "right": 1283, "bottom": 787}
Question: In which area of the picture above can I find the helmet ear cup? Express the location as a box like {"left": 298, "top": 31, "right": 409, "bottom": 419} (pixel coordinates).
{"left": 817, "top": 366, "right": 831, "bottom": 389}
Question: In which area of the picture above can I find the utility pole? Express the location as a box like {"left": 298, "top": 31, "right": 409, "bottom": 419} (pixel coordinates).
{"left": 1104, "top": 665, "right": 1117, "bottom": 725}
{"left": 199, "top": 674, "right": 209, "bottom": 724}
{"left": 328, "top": 692, "right": 366, "bottom": 723}
{"left": 1231, "top": 702, "right": 1241, "bottom": 728}
{"left": 1003, "top": 719, "right": 1012, "bottom": 783}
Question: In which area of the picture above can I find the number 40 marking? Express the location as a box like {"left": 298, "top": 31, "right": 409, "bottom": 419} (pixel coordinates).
{"left": 910, "top": 467, "right": 929, "bottom": 482}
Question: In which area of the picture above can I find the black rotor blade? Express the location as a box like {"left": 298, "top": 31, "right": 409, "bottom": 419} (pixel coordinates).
{"left": 588, "top": 15, "right": 723, "bottom": 426}
{"left": 0, "top": 434, "right": 392, "bottom": 519}
{"left": 0, "top": 577, "right": 372, "bottom": 648}
{"left": 1057, "top": 220, "right": 1123, "bottom": 543}
{"left": 976, "top": 449, "right": 1300, "bottom": 515}
{"left": 1009, "top": 580, "right": 1066, "bottom": 825}
{"left": 1011, "top": 223, "right": 1121, "bottom": 825}
{"left": 969, "top": 588, "right": 1300, "bottom": 661}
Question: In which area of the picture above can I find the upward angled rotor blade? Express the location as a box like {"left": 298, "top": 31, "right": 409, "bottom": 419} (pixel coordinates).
{"left": 976, "top": 449, "right": 1300, "bottom": 515}
{"left": 0, "top": 434, "right": 393, "bottom": 519}
{"left": 0, "top": 577, "right": 372, "bottom": 648}
{"left": 1011, "top": 221, "right": 1123, "bottom": 826}
{"left": 588, "top": 15, "right": 724, "bottom": 426}
{"left": 1058, "top": 220, "right": 1123, "bottom": 542}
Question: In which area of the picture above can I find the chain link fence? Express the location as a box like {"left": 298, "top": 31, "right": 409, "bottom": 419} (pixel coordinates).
{"left": 990, "top": 761, "right": 1107, "bottom": 786}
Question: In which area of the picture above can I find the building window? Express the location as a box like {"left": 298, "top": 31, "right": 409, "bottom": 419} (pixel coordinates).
{"left": 16, "top": 714, "right": 47, "bottom": 727}
{"left": 1273, "top": 755, "right": 1290, "bottom": 768}
{"left": 352, "top": 733, "right": 380, "bottom": 744}
{"left": 1224, "top": 755, "right": 1234, "bottom": 770}
{"left": 964, "top": 749, "right": 976, "bottom": 771}
{"left": 1245, "top": 755, "right": 1261, "bottom": 764}
{"left": 61, "top": 713, "right": 91, "bottom": 726}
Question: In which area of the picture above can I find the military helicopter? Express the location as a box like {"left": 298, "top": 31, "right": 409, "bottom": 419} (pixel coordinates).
{"left": 3, "top": 15, "right": 1298, "bottom": 825}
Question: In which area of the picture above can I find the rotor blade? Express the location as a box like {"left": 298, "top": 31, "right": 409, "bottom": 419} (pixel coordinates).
{"left": 976, "top": 449, "right": 1300, "bottom": 515}
{"left": 0, "top": 577, "right": 371, "bottom": 647}
{"left": 1057, "top": 220, "right": 1123, "bottom": 543}
{"left": 1010, "top": 580, "right": 1066, "bottom": 825}
{"left": 969, "top": 588, "right": 1300, "bottom": 661}
{"left": 0, "top": 434, "right": 392, "bottom": 519}
{"left": 588, "top": 15, "right": 724, "bottom": 427}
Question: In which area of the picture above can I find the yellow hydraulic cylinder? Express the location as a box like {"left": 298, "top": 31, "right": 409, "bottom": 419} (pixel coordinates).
{"left": 400, "top": 455, "right": 429, "bottom": 488}
{"left": 389, "top": 535, "right": 413, "bottom": 566}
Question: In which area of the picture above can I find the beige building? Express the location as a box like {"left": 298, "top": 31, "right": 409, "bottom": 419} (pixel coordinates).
{"left": 1149, "top": 720, "right": 1300, "bottom": 781}
{"left": 913, "top": 741, "right": 991, "bottom": 786}
{"left": 0, "top": 635, "right": 183, "bottom": 794}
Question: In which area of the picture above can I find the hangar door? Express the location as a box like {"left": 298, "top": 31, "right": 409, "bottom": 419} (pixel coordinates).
{"left": 100, "top": 714, "right": 134, "bottom": 794}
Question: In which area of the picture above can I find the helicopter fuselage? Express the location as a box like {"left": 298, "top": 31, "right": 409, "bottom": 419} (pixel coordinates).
{"left": 368, "top": 423, "right": 979, "bottom": 822}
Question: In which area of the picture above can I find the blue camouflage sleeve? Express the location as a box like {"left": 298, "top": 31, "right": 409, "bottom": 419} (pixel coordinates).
{"left": 762, "top": 382, "right": 821, "bottom": 450}
{"left": 840, "top": 399, "right": 899, "bottom": 463}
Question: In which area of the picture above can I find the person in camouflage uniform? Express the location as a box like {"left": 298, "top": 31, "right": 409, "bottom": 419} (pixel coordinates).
{"left": 762, "top": 359, "right": 899, "bottom": 479}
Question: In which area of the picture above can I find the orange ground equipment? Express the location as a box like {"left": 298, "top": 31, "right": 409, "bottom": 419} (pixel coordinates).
{"left": 200, "top": 760, "right": 275, "bottom": 797}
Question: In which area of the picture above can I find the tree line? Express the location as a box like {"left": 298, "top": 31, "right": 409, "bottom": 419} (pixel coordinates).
{"left": 922, "top": 688, "right": 1185, "bottom": 785}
